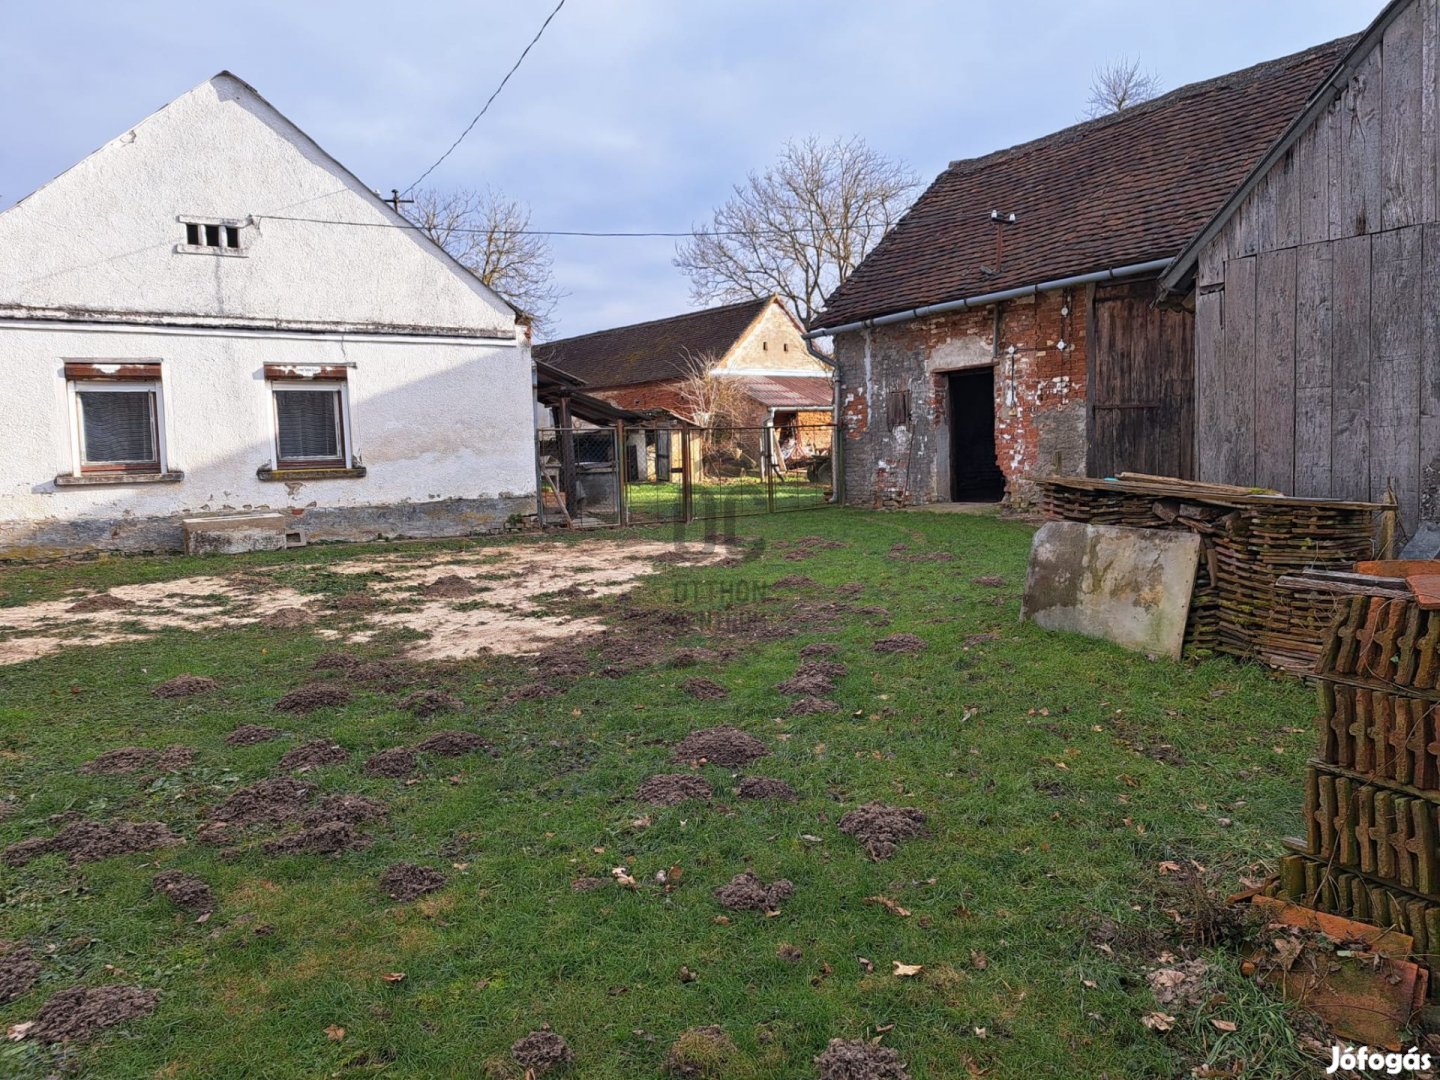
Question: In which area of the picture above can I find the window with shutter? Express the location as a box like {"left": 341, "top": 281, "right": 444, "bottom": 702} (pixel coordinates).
{"left": 78, "top": 390, "right": 159, "bottom": 470}
{"left": 273, "top": 387, "right": 346, "bottom": 468}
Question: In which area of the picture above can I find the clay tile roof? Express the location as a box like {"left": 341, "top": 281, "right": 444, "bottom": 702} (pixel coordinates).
{"left": 729, "top": 375, "right": 834, "bottom": 409}
{"left": 535, "top": 297, "right": 773, "bottom": 388}
{"left": 813, "top": 35, "right": 1358, "bottom": 330}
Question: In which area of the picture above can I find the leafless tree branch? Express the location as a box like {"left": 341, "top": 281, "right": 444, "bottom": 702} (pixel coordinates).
{"left": 1085, "top": 57, "right": 1161, "bottom": 117}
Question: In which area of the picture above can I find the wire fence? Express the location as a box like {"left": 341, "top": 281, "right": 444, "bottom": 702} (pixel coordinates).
{"left": 537, "top": 422, "right": 836, "bottom": 527}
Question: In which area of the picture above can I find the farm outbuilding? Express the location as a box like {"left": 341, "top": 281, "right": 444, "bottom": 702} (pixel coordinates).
{"left": 1160, "top": 0, "right": 1440, "bottom": 533}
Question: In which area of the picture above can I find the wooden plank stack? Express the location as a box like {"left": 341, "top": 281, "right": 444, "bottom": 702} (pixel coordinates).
{"left": 1275, "top": 591, "right": 1440, "bottom": 981}
{"left": 1036, "top": 474, "right": 1381, "bottom": 665}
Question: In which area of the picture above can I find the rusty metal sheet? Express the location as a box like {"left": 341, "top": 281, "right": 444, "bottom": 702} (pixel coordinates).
{"left": 1021, "top": 521, "right": 1200, "bottom": 660}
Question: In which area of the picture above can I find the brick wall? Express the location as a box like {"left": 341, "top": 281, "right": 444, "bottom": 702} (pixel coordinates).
{"left": 834, "top": 288, "right": 1088, "bottom": 508}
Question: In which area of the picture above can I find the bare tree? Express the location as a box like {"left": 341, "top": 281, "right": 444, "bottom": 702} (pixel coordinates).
{"left": 674, "top": 351, "right": 755, "bottom": 477}
{"left": 1085, "top": 57, "right": 1161, "bottom": 117}
{"left": 406, "top": 187, "right": 563, "bottom": 337}
{"left": 674, "top": 136, "right": 917, "bottom": 329}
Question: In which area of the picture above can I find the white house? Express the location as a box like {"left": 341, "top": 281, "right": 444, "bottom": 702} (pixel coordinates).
{"left": 0, "top": 72, "right": 537, "bottom": 557}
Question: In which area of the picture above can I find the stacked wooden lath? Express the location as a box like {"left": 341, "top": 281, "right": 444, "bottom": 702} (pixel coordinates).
{"left": 1037, "top": 475, "right": 1381, "bottom": 665}
{"left": 1275, "top": 590, "right": 1440, "bottom": 972}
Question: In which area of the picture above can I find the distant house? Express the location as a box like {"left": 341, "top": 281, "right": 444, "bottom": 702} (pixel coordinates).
{"left": 808, "top": 38, "right": 1353, "bottom": 508}
{"left": 535, "top": 294, "right": 834, "bottom": 441}
{"left": 1158, "top": 0, "right": 1440, "bottom": 532}
{"left": 0, "top": 72, "right": 536, "bottom": 556}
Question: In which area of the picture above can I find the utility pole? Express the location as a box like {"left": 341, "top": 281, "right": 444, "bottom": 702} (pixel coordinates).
{"left": 384, "top": 189, "right": 415, "bottom": 214}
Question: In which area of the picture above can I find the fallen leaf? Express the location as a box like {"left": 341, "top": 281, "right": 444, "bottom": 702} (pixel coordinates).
{"left": 864, "top": 895, "right": 911, "bottom": 917}
{"left": 1210, "top": 1019, "right": 1237, "bottom": 1033}
{"left": 611, "top": 866, "right": 637, "bottom": 888}
{"left": 970, "top": 949, "right": 989, "bottom": 971}
{"left": 324, "top": 1025, "right": 346, "bottom": 1042}
{"left": 892, "top": 961, "right": 924, "bottom": 977}
{"left": 1158, "top": 860, "right": 1182, "bottom": 875}
{"left": 1141, "top": 1012, "right": 1175, "bottom": 1032}
{"left": 858, "top": 956, "right": 875, "bottom": 973}
{"left": 7, "top": 1022, "right": 34, "bottom": 1041}
{"left": 381, "top": 972, "right": 406, "bottom": 983}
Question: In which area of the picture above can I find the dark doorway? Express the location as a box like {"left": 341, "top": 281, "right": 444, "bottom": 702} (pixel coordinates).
{"left": 948, "top": 368, "right": 1004, "bottom": 501}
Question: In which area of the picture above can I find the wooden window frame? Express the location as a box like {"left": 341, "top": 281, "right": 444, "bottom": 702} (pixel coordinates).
{"left": 69, "top": 380, "right": 166, "bottom": 476}
{"left": 268, "top": 380, "right": 353, "bottom": 471}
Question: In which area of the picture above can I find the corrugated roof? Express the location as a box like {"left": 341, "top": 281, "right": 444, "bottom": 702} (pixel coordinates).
{"left": 813, "top": 36, "right": 1357, "bottom": 330}
{"left": 729, "top": 375, "right": 833, "bottom": 409}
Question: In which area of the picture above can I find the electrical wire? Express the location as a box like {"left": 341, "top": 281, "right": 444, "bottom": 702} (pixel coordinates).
{"left": 258, "top": 212, "right": 896, "bottom": 241}
{"left": 403, "top": 0, "right": 568, "bottom": 195}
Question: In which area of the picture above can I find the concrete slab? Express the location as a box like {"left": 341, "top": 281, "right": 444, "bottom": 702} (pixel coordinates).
{"left": 1021, "top": 521, "right": 1199, "bottom": 659}
{"left": 182, "top": 512, "right": 302, "bottom": 555}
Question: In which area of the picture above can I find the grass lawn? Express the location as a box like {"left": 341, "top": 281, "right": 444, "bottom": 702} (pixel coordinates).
{"left": 0, "top": 509, "right": 1324, "bottom": 1078}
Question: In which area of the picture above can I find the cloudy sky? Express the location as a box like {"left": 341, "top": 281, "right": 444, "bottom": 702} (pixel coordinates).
{"left": 1, "top": 0, "right": 1377, "bottom": 338}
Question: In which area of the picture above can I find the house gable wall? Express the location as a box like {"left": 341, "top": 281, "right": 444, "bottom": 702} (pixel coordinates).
{"left": 715, "top": 301, "right": 831, "bottom": 375}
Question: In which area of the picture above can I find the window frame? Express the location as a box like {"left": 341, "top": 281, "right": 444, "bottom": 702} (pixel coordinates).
{"left": 268, "top": 380, "right": 353, "bottom": 471}
{"left": 176, "top": 216, "right": 248, "bottom": 258}
{"left": 68, "top": 379, "right": 167, "bottom": 476}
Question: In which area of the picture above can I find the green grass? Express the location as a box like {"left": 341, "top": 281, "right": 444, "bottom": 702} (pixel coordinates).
{"left": 0, "top": 509, "right": 1327, "bottom": 1078}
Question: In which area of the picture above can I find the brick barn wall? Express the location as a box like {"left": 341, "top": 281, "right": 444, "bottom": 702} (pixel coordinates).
{"left": 833, "top": 288, "right": 1088, "bottom": 508}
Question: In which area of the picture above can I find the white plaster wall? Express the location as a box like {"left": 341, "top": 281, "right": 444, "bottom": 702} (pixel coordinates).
{"left": 0, "top": 74, "right": 514, "bottom": 335}
{"left": 717, "top": 302, "right": 832, "bottom": 375}
{"left": 1, "top": 323, "right": 536, "bottom": 534}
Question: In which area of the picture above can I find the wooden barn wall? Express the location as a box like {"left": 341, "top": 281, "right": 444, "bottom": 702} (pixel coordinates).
{"left": 1086, "top": 279, "right": 1195, "bottom": 480}
{"left": 1195, "top": 0, "right": 1440, "bottom": 530}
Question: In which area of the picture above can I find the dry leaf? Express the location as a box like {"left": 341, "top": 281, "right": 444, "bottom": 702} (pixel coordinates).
{"left": 864, "top": 895, "right": 911, "bottom": 917}
{"left": 970, "top": 949, "right": 989, "bottom": 970}
{"left": 1157, "top": 860, "right": 1182, "bottom": 874}
{"left": 7, "top": 1022, "right": 34, "bottom": 1042}
{"left": 892, "top": 961, "right": 924, "bottom": 977}
{"left": 381, "top": 972, "right": 406, "bottom": 983}
{"left": 1141, "top": 1012, "right": 1175, "bottom": 1032}
{"left": 610, "top": 866, "right": 637, "bottom": 888}
{"left": 1211, "top": 1019, "right": 1237, "bottom": 1033}
{"left": 324, "top": 1025, "right": 346, "bottom": 1042}
{"left": 858, "top": 956, "right": 875, "bottom": 973}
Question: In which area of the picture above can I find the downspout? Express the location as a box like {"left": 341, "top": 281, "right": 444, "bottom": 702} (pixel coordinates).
{"left": 804, "top": 258, "right": 1173, "bottom": 340}
{"left": 830, "top": 354, "right": 843, "bottom": 504}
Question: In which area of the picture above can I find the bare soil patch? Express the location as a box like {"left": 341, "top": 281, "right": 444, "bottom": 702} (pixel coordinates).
{"left": 777, "top": 660, "right": 845, "bottom": 697}
{"left": 260, "top": 607, "right": 313, "bottom": 629}
{"left": 398, "top": 689, "right": 463, "bottom": 717}
{"left": 671, "top": 726, "right": 769, "bottom": 766}
{"left": 380, "top": 862, "right": 447, "bottom": 902}
{"left": 4, "top": 819, "right": 181, "bottom": 867}
{"left": 737, "top": 777, "right": 798, "bottom": 801}
{"left": 264, "top": 821, "right": 368, "bottom": 856}
{"left": 681, "top": 677, "right": 727, "bottom": 701}
{"left": 637, "top": 774, "right": 713, "bottom": 806}
{"left": 799, "top": 642, "right": 840, "bottom": 658}
{"left": 972, "top": 575, "right": 1008, "bottom": 587}
{"left": 301, "top": 794, "right": 388, "bottom": 828}
{"left": 80, "top": 747, "right": 156, "bottom": 776}
{"left": 665, "top": 1025, "right": 735, "bottom": 1077}
{"left": 838, "top": 803, "right": 928, "bottom": 860}
{"left": 0, "top": 944, "right": 40, "bottom": 1004}
{"left": 67, "top": 593, "right": 134, "bottom": 614}
{"left": 274, "top": 684, "right": 352, "bottom": 714}
{"left": 511, "top": 1029, "right": 574, "bottom": 1075}
{"left": 787, "top": 696, "right": 839, "bottom": 716}
{"left": 834, "top": 583, "right": 865, "bottom": 597}
{"left": 154, "top": 745, "right": 195, "bottom": 772}
{"left": 873, "top": 634, "right": 926, "bottom": 655}
{"left": 224, "top": 724, "right": 281, "bottom": 747}
{"left": 31, "top": 984, "right": 159, "bottom": 1043}
{"left": 570, "top": 876, "right": 604, "bottom": 892}
{"left": 333, "top": 592, "right": 377, "bottom": 612}
{"left": 152, "top": 870, "right": 214, "bottom": 912}
{"left": 714, "top": 870, "right": 794, "bottom": 912}
{"left": 772, "top": 575, "right": 818, "bottom": 590}
{"left": 814, "top": 1038, "right": 911, "bottom": 1080}
{"left": 506, "top": 682, "right": 561, "bottom": 704}
{"left": 278, "top": 739, "right": 349, "bottom": 771}
{"left": 414, "top": 730, "right": 489, "bottom": 757}
{"left": 209, "top": 778, "right": 315, "bottom": 827}
{"left": 152, "top": 674, "right": 218, "bottom": 698}
{"left": 422, "top": 574, "right": 479, "bottom": 599}
{"left": 365, "top": 747, "right": 418, "bottom": 778}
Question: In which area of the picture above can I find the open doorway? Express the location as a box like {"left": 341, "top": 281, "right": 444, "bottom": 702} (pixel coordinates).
{"left": 948, "top": 368, "right": 1005, "bottom": 501}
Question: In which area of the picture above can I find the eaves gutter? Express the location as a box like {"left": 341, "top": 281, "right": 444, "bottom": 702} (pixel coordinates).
{"left": 803, "top": 258, "right": 1174, "bottom": 339}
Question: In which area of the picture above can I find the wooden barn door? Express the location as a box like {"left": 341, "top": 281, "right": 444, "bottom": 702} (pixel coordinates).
{"left": 1086, "top": 281, "right": 1195, "bottom": 480}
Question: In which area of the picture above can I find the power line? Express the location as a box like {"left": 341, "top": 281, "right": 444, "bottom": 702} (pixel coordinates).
{"left": 259, "top": 212, "right": 897, "bottom": 241}
{"left": 403, "top": 0, "right": 568, "bottom": 196}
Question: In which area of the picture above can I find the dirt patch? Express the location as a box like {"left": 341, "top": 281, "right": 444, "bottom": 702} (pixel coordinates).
{"left": 154, "top": 745, "right": 195, "bottom": 772}
{"left": 737, "top": 777, "right": 798, "bottom": 801}
{"left": 681, "top": 677, "right": 728, "bottom": 701}
{"left": 838, "top": 803, "right": 928, "bottom": 860}
{"left": 152, "top": 870, "right": 214, "bottom": 912}
{"left": 422, "top": 574, "right": 479, "bottom": 599}
{"left": 799, "top": 642, "right": 840, "bottom": 658}
{"left": 777, "top": 660, "right": 847, "bottom": 697}
{"left": 872, "top": 634, "right": 926, "bottom": 655}
{"left": 224, "top": 724, "right": 281, "bottom": 747}
{"left": 274, "top": 684, "right": 353, "bottom": 714}
{"left": 4, "top": 819, "right": 181, "bottom": 867}
{"left": 365, "top": 747, "right": 418, "bottom": 778}
{"left": 814, "top": 1038, "right": 911, "bottom": 1080}
{"left": 261, "top": 607, "right": 313, "bottom": 629}
{"left": 80, "top": 747, "right": 156, "bottom": 776}
{"left": 152, "top": 674, "right": 219, "bottom": 698}
{"left": 570, "top": 876, "right": 604, "bottom": 892}
{"left": 787, "top": 696, "right": 839, "bottom": 716}
{"left": 665, "top": 1025, "right": 735, "bottom": 1077}
{"left": 398, "top": 689, "right": 464, "bottom": 717}
{"left": 67, "top": 593, "right": 134, "bottom": 614}
{"left": 209, "top": 778, "right": 315, "bottom": 827}
{"left": 835, "top": 583, "right": 865, "bottom": 598}
{"left": 30, "top": 984, "right": 159, "bottom": 1043}
{"left": 380, "top": 862, "right": 447, "bottom": 902}
{"left": 972, "top": 575, "right": 1007, "bottom": 587}
{"left": 637, "top": 774, "right": 713, "bottom": 807}
{"left": 301, "top": 795, "right": 389, "bottom": 827}
{"left": 668, "top": 648, "right": 728, "bottom": 669}
{"left": 772, "top": 575, "right": 818, "bottom": 590}
{"left": 333, "top": 592, "right": 377, "bottom": 612}
{"left": 505, "top": 682, "right": 561, "bottom": 704}
{"left": 278, "top": 739, "right": 349, "bottom": 771}
{"left": 414, "top": 730, "right": 489, "bottom": 757}
{"left": 264, "top": 821, "right": 367, "bottom": 856}
{"left": 511, "top": 1029, "right": 574, "bottom": 1075}
{"left": 0, "top": 944, "right": 40, "bottom": 1004}
{"left": 714, "top": 870, "right": 794, "bottom": 912}
{"left": 671, "top": 726, "right": 769, "bottom": 766}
